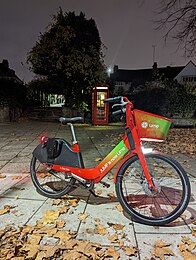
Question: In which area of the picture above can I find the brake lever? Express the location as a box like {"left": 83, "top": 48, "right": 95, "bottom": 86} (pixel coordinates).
{"left": 112, "top": 103, "right": 122, "bottom": 109}
{"left": 112, "top": 101, "right": 128, "bottom": 109}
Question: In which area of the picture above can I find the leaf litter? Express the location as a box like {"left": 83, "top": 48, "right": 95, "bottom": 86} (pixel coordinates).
{"left": 0, "top": 197, "right": 139, "bottom": 260}
{"left": 0, "top": 127, "right": 195, "bottom": 259}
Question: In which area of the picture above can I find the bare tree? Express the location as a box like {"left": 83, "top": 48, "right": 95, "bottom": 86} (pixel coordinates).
{"left": 156, "top": 0, "right": 196, "bottom": 56}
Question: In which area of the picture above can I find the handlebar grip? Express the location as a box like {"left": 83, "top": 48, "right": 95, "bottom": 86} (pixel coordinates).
{"left": 112, "top": 110, "right": 122, "bottom": 116}
{"left": 104, "top": 96, "right": 122, "bottom": 103}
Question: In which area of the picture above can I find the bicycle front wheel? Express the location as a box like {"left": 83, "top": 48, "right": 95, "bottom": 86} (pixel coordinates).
{"left": 115, "top": 153, "right": 191, "bottom": 225}
{"left": 30, "top": 156, "right": 76, "bottom": 199}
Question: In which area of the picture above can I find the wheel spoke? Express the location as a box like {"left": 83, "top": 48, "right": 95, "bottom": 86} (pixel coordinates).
{"left": 116, "top": 153, "right": 190, "bottom": 225}
{"left": 30, "top": 156, "right": 76, "bottom": 198}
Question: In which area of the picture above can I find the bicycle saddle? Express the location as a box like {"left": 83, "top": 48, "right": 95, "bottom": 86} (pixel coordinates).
{"left": 59, "top": 117, "right": 83, "bottom": 124}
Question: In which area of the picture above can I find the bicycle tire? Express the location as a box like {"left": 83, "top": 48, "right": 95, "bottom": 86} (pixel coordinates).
{"left": 30, "top": 156, "right": 76, "bottom": 199}
{"left": 115, "top": 153, "right": 191, "bottom": 225}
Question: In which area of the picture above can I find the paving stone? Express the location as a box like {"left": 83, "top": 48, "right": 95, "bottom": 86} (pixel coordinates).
{"left": 0, "top": 162, "right": 30, "bottom": 174}
{"left": 0, "top": 176, "right": 46, "bottom": 201}
{"left": 0, "top": 174, "right": 29, "bottom": 196}
{"left": 77, "top": 202, "right": 136, "bottom": 246}
{"left": 136, "top": 233, "right": 196, "bottom": 260}
{"left": 133, "top": 220, "right": 191, "bottom": 234}
{"left": 0, "top": 197, "right": 46, "bottom": 229}
{"left": 27, "top": 198, "right": 87, "bottom": 232}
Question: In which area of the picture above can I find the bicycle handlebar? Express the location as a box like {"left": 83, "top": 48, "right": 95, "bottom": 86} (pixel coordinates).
{"left": 112, "top": 109, "right": 122, "bottom": 116}
{"left": 104, "top": 96, "right": 132, "bottom": 117}
{"left": 104, "top": 96, "right": 122, "bottom": 103}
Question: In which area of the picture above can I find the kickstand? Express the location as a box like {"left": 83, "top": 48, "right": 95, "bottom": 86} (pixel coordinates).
{"left": 89, "top": 189, "right": 99, "bottom": 197}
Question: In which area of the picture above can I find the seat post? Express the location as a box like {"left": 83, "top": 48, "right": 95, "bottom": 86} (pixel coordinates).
{"left": 67, "top": 123, "right": 77, "bottom": 144}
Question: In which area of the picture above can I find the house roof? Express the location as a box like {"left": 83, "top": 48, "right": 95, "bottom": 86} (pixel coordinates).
{"left": 110, "top": 63, "right": 185, "bottom": 83}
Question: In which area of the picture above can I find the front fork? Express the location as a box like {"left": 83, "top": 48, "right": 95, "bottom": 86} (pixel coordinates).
{"left": 127, "top": 127, "right": 157, "bottom": 190}
{"left": 137, "top": 148, "right": 156, "bottom": 189}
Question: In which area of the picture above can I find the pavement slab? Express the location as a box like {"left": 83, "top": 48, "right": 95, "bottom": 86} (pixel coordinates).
{"left": 0, "top": 176, "right": 46, "bottom": 201}
{"left": 27, "top": 198, "right": 87, "bottom": 232}
{"left": 135, "top": 233, "right": 195, "bottom": 260}
{"left": 0, "top": 197, "right": 46, "bottom": 229}
{"left": 0, "top": 173, "right": 29, "bottom": 196}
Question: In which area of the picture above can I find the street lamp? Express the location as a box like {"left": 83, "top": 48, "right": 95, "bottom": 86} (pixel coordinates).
{"left": 107, "top": 67, "right": 112, "bottom": 77}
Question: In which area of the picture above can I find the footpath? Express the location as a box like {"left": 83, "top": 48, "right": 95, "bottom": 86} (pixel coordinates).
{"left": 0, "top": 121, "right": 195, "bottom": 259}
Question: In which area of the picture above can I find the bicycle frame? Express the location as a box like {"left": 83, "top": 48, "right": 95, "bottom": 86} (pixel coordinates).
{"left": 47, "top": 97, "right": 156, "bottom": 188}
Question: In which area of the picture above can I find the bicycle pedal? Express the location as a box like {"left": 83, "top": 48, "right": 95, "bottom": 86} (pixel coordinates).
{"left": 100, "top": 181, "right": 110, "bottom": 188}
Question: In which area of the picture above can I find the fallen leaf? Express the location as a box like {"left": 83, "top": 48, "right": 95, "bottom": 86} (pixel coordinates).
{"left": 21, "top": 244, "right": 39, "bottom": 259}
{"left": 56, "top": 219, "right": 66, "bottom": 229}
{"left": 0, "top": 205, "right": 15, "bottom": 215}
{"left": 178, "top": 243, "right": 187, "bottom": 252}
{"left": 58, "top": 205, "right": 69, "bottom": 214}
{"left": 181, "top": 236, "right": 196, "bottom": 251}
{"left": 76, "top": 240, "right": 101, "bottom": 258}
{"left": 95, "top": 225, "right": 109, "bottom": 235}
{"left": 35, "top": 251, "right": 47, "bottom": 260}
{"left": 63, "top": 251, "right": 85, "bottom": 260}
{"left": 0, "top": 174, "right": 6, "bottom": 179}
{"left": 180, "top": 250, "right": 196, "bottom": 259}
{"left": 123, "top": 246, "right": 138, "bottom": 256}
{"left": 104, "top": 246, "right": 120, "bottom": 260}
{"left": 115, "top": 204, "right": 123, "bottom": 212}
{"left": 107, "top": 193, "right": 115, "bottom": 198}
{"left": 78, "top": 213, "right": 90, "bottom": 221}
{"left": 12, "top": 176, "right": 22, "bottom": 180}
{"left": 52, "top": 199, "right": 62, "bottom": 205}
{"left": 21, "top": 225, "right": 34, "bottom": 237}
{"left": 95, "top": 189, "right": 102, "bottom": 195}
{"left": 150, "top": 247, "right": 175, "bottom": 260}
{"left": 108, "top": 175, "right": 113, "bottom": 180}
{"left": 38, "top": 172, "right": 52, "bottom": 178}
{"left": 28, "top": 234, "right": 42, "bottom": 245}
{"left": 192, "top": 227, "right": 196, "bottom": 237}
{"left": 85, "top": 228, "right": 94, "bottom": 234}
{"left": 54, "top": 230, "right": 75, "bottom": 243}
{"left": 155, "top": 240, "right": 172, "bottom": 248}
{"left": 0, "top": 207, "right": 10, "bottom": 215}
{"left": 107, "top": 233, "right": 118, "bottom": 243}
{"left": 67, "top": 198, "right": 80, "bottom": 207}
{"left": 94, "top": 218, "right": 100, "bottom": 222}
{"left": 107, "top": 222, "right": 124, "bottom": 230}
{"left": 42, "top": 210, "right": 59, "bottom": 224}
{"left": 95, "top": 158, "right": 102, "bottom": 162}
{"left": 40, "top": 245, "right": 62, "bottom": 258}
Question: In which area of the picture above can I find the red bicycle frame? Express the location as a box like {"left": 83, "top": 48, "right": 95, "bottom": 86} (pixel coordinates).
{"left": 46, "top": 97, "right": 156, "bottom": 189}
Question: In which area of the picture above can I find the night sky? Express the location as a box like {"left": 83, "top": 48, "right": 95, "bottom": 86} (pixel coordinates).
{"left": 0, "top": 0, "right": 195, "bottom": 83}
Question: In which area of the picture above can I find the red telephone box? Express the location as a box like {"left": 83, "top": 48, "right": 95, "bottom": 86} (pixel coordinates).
{"left": 92, "top": 84, "right": 109, "bottom": 125}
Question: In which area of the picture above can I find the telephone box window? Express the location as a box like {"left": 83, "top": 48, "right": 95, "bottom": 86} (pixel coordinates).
{"left": 92, "top": 84, "right": 109, "bottom": 125}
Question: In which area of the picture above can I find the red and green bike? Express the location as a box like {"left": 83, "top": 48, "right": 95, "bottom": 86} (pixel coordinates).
{"left": 30, "top": 96, "right": 191, "bottom": 225}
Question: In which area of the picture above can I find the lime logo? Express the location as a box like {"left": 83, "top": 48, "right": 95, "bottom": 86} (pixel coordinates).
{"left": 141, "top": 122, "right": 148, "bottom": 128}
{"left": 141, "top": 122, "right": 159, "bottom": 129}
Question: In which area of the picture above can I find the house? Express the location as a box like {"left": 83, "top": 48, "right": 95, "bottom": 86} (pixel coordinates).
{"left": 0, "top": 59, "right": 26, "bottom": 122}
{"left": 174, "top": 60, "right": 196, "bottom": 83}
{"left": 110, "top": 61, "right": 196, "bottom": 93}
{"left": 0, "top": 59, "right": 23, "bottom": 84}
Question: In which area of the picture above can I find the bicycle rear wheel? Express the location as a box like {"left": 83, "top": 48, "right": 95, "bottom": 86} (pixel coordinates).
{"left": 30, "top": 156, "right": 76, "bottom": 199}
{"left": 115, "top": 153, "right": 191, "bottom": 225}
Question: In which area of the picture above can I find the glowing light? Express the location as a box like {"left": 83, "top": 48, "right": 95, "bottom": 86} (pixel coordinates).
{"left": 142, "top": 147, "right": 153, "bottom": 154}
{"left": 39, "top": 135, "right": 48, "bottom": 143}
